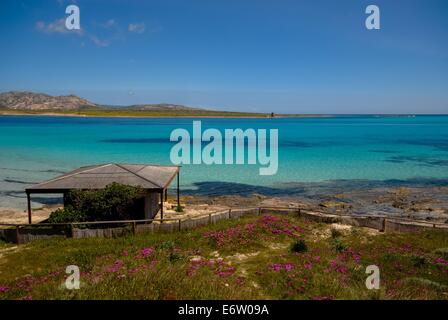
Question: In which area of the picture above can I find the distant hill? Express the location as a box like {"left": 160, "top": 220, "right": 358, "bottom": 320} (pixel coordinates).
{"left": 0, "top": 91, "right": 97, "bottom": 110}
{"left": 0, "top": 91, "right": 205, "bottom": 111}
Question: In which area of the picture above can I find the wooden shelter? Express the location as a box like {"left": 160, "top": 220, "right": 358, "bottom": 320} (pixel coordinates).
{"left": 25, "top": 163, "right": 180, "bottom": 224}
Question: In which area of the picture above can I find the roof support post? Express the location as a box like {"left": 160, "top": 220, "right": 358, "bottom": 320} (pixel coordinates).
{"left": 160, "top": 190, "right": 164, "bottom": 221}
{"left": 177, "top": 171, "right": 180, "bottom": 209}
{"left": 26, "top": 192, "right": 32, "bottom": 224}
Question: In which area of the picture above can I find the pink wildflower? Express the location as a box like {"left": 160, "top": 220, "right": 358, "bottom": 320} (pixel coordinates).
{"left": 269, "top": 263, "right": 294, "bottom": 272}
{"left": 304, "top": 262, "right": 313, "bottom": 270}
{"left": 106, "top": 259, "right": 124, "bottom": 273}
{"left": 140, "top": 247, "right": 154, "bottom": 258}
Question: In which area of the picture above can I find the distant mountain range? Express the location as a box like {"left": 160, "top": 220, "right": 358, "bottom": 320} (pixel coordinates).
{"left": 0, "top": 91, "right": 205, "bottom": 111}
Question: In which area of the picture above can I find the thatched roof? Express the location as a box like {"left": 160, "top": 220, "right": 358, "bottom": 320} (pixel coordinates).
{"left": 26, "top": 163, "right": 179, "bottom": 193}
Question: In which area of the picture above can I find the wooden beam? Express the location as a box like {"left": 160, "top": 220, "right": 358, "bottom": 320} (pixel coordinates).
{"left": 26, "top": 192, "right": 32, "bottom": 224}
{"left": 177, "top": 171, "right": 180, "bottom": 208}
{"left": 160, "top": 191, "right": 164, "bottom": 220}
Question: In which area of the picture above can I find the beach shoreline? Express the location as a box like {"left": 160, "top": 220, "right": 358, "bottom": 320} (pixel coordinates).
{"left": 2, "top": 185, "right": 447, "bottom": 225}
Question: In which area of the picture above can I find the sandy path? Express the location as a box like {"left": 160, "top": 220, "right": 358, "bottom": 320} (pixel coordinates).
{"left": 0, "top": 206, "right": 60, "bottom": 224}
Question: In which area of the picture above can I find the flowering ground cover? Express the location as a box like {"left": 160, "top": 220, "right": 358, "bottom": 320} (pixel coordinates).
{"left": 0, "top": 213, "right": 447, "bottom": 300}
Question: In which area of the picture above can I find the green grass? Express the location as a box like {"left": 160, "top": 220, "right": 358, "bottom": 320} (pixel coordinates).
{"left": 0, "top": 240, "right": 10, "bottom": 249}
{"left": 0, "top": 108, "right": 327, "bottom": 118}
{"left": 0, "top": 213, "right": 447, "bottom": 300}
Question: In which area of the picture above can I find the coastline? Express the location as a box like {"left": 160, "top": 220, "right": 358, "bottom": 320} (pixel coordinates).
{"left": 0, "top": 111, "right": 331, "bottom": 119}
{"left": 2, "top": 111, "right": 446, "bottom": 119}
{"left": 2, "top": 184, "right": 447, "bottom": 225}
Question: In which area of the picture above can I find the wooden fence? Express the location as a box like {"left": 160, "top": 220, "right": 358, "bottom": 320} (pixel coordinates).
{"left": 0, "top": 206, "right": 447, "bottom": 244}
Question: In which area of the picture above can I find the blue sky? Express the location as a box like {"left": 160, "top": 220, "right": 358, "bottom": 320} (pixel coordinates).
{"left": 0, "top": 0, "right": 447, "bottom": 113}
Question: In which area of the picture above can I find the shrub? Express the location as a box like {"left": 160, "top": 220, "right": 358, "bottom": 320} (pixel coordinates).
{"left": 48, "top": 207, "right": 87, "bottom": 223}
{"left": 331, "top": 238, "right": 347, "bottom": 253}
{"left": 330, "top": 228, "right": 343, "bottom": 238}
{"left": 174, "top": 205, "right": 184, "bottom": 212}
{"left": 156, "top": 240, "right": 176, "bottom": 250}
{"left": 169, "top": 252, "right": 184, "bottom": 262}
{"left": 48, "top": 183, "right": 144, "bottom": 223}
{"left": 411, "top": 255, "right": 427, "bottom": 268}
{"left": 290, "top": 239, "right": 308, "bottom": 253}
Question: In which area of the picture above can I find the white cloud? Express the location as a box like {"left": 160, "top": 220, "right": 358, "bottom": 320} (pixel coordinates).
{"left": 128, "top": 22, "right": 146, "bottom": 34}
{"left": 36, "top": 18, "right": 83, "bottom": 35}
{"left": 35, "top": 16, "right": 128, "bottom": 48}
{"left": 101, "top": 19, "right": 117, "bottom": 29}
{"left": 89, "top": 35, "right": 109, "bottom": 47}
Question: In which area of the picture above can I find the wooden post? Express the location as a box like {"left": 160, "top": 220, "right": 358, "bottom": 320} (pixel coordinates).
{"left": 164, "top": 189, "right": 168, "bottom": 202}
{"left": 381, "top": 218, "right": 386, "bottom": 233}
{"left": 177, "top": 171, "right": 180, "bottom": 209}
{"left": 160, "top": 191, "right": 164, "bottom": 221}
{"left": 178, "top": 219, "right": 182, "bottom": 231}
{"left": 26, "top": 192, "right": 32, "bottom": 224}
{"left": 15, "top": 226, "right": 21, "bottom": 245}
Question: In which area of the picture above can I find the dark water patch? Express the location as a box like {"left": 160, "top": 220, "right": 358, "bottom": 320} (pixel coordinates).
{"left": 183, "top": 177, "right": 448, "bottom": 198}
{"left": 101, "top": 138, "right": 218, "bottom": 147}
{"left": 102, "top": 137, "right": 333, "bottom": 149}
{"left": 369, "top": 149, "right": 401, "bottom": 154}
{"left": 385, "top": 155, "right": 448, "bottom": 167}
{"left": 0, "top": 167, "right": 65, "bottom": 174}
{"left": 183, "top": 181, "right": 305, "bottom": 197}
{"left": 28, "top": 196, "right": 63, "bottom": 205}
{"left": 0, "top": 190, "right": 62, "bottom": 205}
{"left": 398, "top": 139, "right": 448, "bottom": 152}
{"left": 101, "top": 138, "right": 169, "bottom": 144}
{"left": 386, "top": 158, "right": 406, "bottom": 163}
{"left": 4, "top": 179, "right": 36, "bottom": 184}
{"left": 0, "top": 190, "right": 26, "bottom": 199}
{"left": 280, "top": 140, "right": 335, "bottom": 148}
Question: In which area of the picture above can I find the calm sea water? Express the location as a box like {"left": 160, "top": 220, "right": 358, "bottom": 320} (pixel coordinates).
{"left": 1, "top": 115, "right": 448, "bottom": 208}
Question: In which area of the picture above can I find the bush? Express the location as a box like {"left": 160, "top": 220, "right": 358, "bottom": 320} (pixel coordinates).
{"left": 411, "top": 255, "right": 427, "bottom": 268}
{"left": 156, "top": 240, "right": 176, "bottom": 250}
{"left": 48, "top": 183, "right": 144, "bottom": 223}
{"left": 48, "top": 207, "right": 87, "bottom": 223}
{"left": 331, "top": 238, "right": 347, "bottom": 253}
{"left": 174, "top": 205, "right": 184, "bottom": 212}
{"left": 330, "top": 228, "right": 343, "bottom": 238}
{"left": 290, "top": 239, "right": 308, "bottom": 253}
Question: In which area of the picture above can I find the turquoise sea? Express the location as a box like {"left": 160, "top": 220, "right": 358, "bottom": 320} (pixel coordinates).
{"left": 1, "top": 115, "right": 448, "bottom": 208}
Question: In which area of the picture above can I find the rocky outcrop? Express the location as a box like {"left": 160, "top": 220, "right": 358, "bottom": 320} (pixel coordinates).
{"left": 0, "top": 91, "right": 204, "bottom": 111}
{"left": 0, "top": 91, "right": 97, "bottom": 110}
